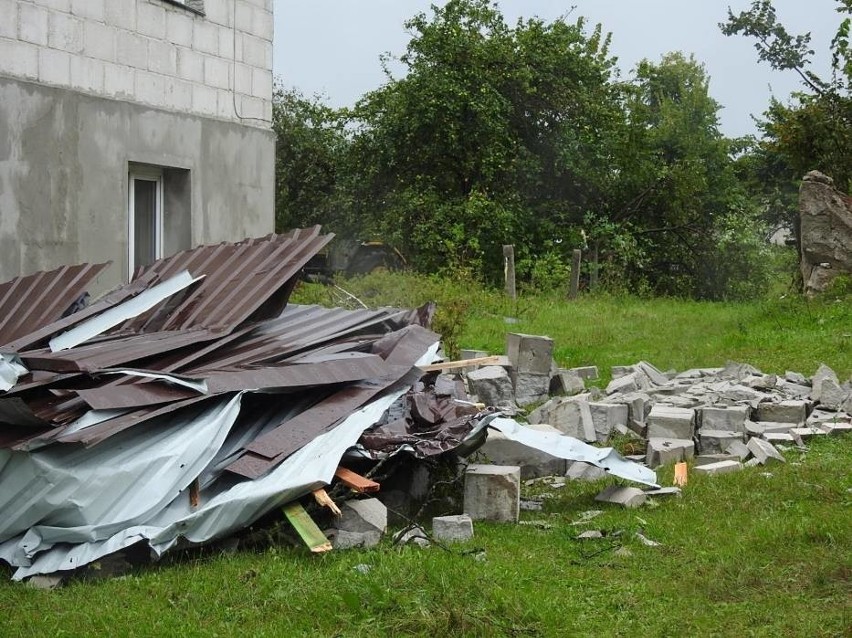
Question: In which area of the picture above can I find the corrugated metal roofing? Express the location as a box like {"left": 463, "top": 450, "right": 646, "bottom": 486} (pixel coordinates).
{"left": 0, "top": 262, "right": 111, "bottom": 347}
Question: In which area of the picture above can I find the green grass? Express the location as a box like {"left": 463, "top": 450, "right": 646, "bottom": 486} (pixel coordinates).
{"left": 1, "top": 438, "right": 849, "bottom": 636}
{"left": 1, "top": 274, "right": 850, "bottom": 636}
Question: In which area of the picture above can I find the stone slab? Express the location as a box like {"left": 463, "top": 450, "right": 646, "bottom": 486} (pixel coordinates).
{"left": 693, "top": 460, "right": 744, "bottom": 476}
{"left": 463, "top": 464, "right": 520, "bottom": 523}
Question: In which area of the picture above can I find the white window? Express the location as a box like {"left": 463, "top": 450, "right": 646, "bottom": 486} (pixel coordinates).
{"left": 128, "top": 168, "right": 164, "bottom": 273}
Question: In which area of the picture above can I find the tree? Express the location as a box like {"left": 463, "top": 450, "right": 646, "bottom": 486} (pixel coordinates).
{"left": 271, "top": 85, "right": 347, "bottom": 232}
{"left": 721, "top": 1, "right": 852, "bottom": 192}
{"left": 344, "top": 0, "right": 623, "bottom": 280}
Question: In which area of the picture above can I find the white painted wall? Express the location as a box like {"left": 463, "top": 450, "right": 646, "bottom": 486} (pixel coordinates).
{"left": 0, "top": 0, "right": 273, "bottom": 126}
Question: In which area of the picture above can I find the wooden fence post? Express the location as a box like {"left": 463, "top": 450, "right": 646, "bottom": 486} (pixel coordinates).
{"left": 503, "top": 244, "right": 516, "bottom": 299}
{"left": 569, "top": 248, "right": 582, "bottom": 300}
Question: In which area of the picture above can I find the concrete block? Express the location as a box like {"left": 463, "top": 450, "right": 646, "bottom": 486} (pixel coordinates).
{"left": 0, "top": 39, "right": 37, "bottom": 80}
{"left": 785, "top": 371, "right": 809, "bottom": 386}
{"left": 754, "top": 400, "right": 807, "bottom": 424}
{"left": 116, "top": 31, "right": 148, "bottom": 69}
{"left": 39, "top": 48, "right": 72, "bottom": 86}
{"left": 700, "top": 405, "right": 749, "bottom": 432}
{"left": 105, "top": 0, "right": 136, "bottom": 32}
{"left": 135, "top": 69, "right": 165, "bottom": 105}
{"left": 506, "top": 333, "right": 554, "bottom": 375}
{"left": 755, "top": 421, "right": 797, "bottom": 434}
{"left": 513, "top": 371, "right": 550, "bottom": 406}
{"left": 467, "top": 365, "right": 515, "bottom": 408}
{"left": 550, "top": 370, "right": 585, "bottom": 396}
{"left": 565, "top": 462, "right": 606, "bottom": 481}
{"left": 763, "top": 432, "right": 803, "bottom": 446}
{"left": 103, "top": 62, "right": 135, "bottom": 97}
{"left": 745, "top": 420, "right": 765, "bottom": 437}
{"left": 605, "top": 372, "right": 642, "bottom": 395}
{"left": 432, "top": 514, "right": 474, "bottom": 542}
{"left": 807, "top": 409, "right": 851, "bottom": 426}
{"left": 695, "top": 454, "right": 738, "bottom": 466}
{"left": 612, "top": 392, "right": 651, "bottom": 426}
{"left": 193, "top": 19, "right": 220, "bottom": 55}
{"left": 789, "top": 427, "right": 826, "bottom": 441}
{"left": 48, "top": 12, "right": 83, "bottom": 55}
{"left": 611, "top": 365, "right": 634, "bottom": 379}
{"left": 339, "top": 498, "right": 387, "bottom": 535}
{"left": 164, "top": 76, "right": 193, "bottom": 111}
{"left": 747, "top": 438, "right": 785, "bottom": 465}
{"left": 645, "top": 438, "right": 694, "bottom": 468}
{"left": 647, "top": 405, "right": 694, "bottom": 439}
{"left": 0, "top": 0, "right": 17, "bottom": 39}
{"left": 819, "top": 422, "right": 852, "bottom": 436}
{"left": 594, "top": 485, "right": 646, "bottom": 508}
{"left": 136, "top": 0, "right": 166, "bottom": 39}
{"left": 192, "top": 82, "right": 218, "bottom": 116}
{"left": 811, "top": 363, "right": 839, "bottom": 402}
{"left": 643, "top": 487, "right": 682, "bottom": 498}
{"left": 776, "top": 379, "right": 812, "bottom": 399}
{"left": 70, "top": 56, "right": 104, "bottom": 93}
{"left": 725, "top": 439, "right": 751, "bottom": 460}
{"left": 26, "top": 574, "right": 64, "bottom": 590}
{"left": 70, "top": 0, "right": 104, "bottom": 22}
{"left": 463, "top": 464, "right": 520, "bottom": 523}
{"left": 461, "top": 349, "right": 488, "bottom": 360}
{"left": 698, "top": 430, "right": 743, "bottom": 454}
{"left": 205, "top": 55, "right": 231, "bottom": 90}
{"left": 693, "top": 460, "right": 743, "bottom": 476}
{"left": 478, "top": 424, "right": 567, "bottom": 479}
{"left": 148, "top": 39, "right": 177, "bottom": 76}
{"left": 589, "top": 402, "right": 629, "bottom": 441}
{"left": 166, "top": 11, "right": 194, "bottom": 46}
{"left": 331, "top": 529, "right": 381, "bottom": 549}
{"left": 817, "top": 379, "right": 849, "bottom": 410}
{"left": 635, "top": 361, "right": 671, "bottom": 386}
{"left": 19, "top": 3, "right": 49, "bottom": 46}
{"left": 84, "top": 20, "right": 116, "bottom": 62}
{"left": 570, "top": 366, "right": 599, "bottom": 380}
{"left": 393, "top": 526, "right": 430, "bottom": 548}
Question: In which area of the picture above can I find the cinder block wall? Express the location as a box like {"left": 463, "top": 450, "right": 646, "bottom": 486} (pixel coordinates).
{"left": 0, "top": 0, "right": 273, "bottom": 124}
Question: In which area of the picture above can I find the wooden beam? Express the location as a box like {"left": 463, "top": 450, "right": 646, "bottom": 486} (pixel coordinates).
{"left": 334, "top": 467, "right": 380, "bottom": 493}
{"left": 312, "top": 488, "right": 342, "bottom": 517}
{"left": 283, "top": 502, "right": 332, "bottom": 553}
{"left": 419, "top": 355, "right": 505, "bottom": 372}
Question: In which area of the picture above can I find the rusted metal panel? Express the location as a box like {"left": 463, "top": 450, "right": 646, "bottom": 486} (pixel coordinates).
{"left": 119, "top": 228, "right": 333, "bottom": 334}
{"left": 0, "top": 262, "right": 111, "bottom": 347}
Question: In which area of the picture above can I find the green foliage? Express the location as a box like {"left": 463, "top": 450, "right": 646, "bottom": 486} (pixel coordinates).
{"left": 271, "top": 85, "right": 347, "bottom": 232}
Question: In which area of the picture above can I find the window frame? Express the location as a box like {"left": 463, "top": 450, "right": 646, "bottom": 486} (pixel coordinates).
{"left": 128, "top": 167, "right": 165, "bottom": 276}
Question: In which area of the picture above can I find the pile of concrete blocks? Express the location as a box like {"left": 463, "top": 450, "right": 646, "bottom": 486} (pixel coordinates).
{"left": 461, "top": 347, "right": 849, "bottom": 491}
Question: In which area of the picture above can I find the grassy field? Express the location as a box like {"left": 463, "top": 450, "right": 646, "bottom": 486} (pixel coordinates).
{"left": 1, "top": 275, "right": 850, "bottom": 636}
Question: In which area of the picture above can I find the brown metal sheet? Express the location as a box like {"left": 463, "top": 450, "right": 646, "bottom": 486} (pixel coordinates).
{"left": 0, "top": 262, "right": 111, "bottom": 347}
{"left": 75, "top": 383, "right": 198, "bottom": 410}
{"left": 118, "top": 227, "right": 333, "bottom": 334}
{"left": 20, "top": 329, "right": 220, "bottom": 373}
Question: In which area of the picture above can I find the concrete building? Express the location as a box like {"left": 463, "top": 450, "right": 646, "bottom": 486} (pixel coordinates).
{"left": 0, "top": 0, "right": 275, "bottom": 290}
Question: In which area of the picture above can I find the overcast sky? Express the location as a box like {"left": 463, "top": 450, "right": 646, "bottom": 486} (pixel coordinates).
{"left": 274, "top": 1, "right": 839, "bottom": 138}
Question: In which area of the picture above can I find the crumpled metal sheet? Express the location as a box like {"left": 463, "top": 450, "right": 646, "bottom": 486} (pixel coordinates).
{"left": 0, "top": 395, "right": 242, "bottom": 560}
{"left": 0, "top": 354, "right": 27, "bottom": 392}
{"left": 474, "top": 417, "right": 658, "bottom": 487}
{"left": 1, "top": 386, "right": 408, "bottom": 580}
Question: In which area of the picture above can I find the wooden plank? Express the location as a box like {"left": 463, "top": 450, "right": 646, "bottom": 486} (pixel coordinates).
{"left": 312, "top": 488, "right": 342, "bottom": 516}
{"left": 419, "top": 355, "right": 505, "bottom": 372}
{"left": 334, "top": 466, "right": 380, "bottom": 493}
{"left": 283, "top": 502, "right": 332, "bottom": 553}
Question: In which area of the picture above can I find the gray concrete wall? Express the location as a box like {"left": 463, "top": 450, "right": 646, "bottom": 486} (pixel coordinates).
{"left": 0, "top": 75, "right": 275, "bottom": 291}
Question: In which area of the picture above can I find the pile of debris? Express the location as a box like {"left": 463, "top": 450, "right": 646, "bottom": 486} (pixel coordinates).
{"left": 0, "top": 228, "right": 653, "bottom": 583}
{"left": 461, "top": 334, "right": 850, "bottom": 485}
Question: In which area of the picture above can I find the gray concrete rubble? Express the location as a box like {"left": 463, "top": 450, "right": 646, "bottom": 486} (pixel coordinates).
{"left": 550, "top": 370, "right": 585, "bottom": 396}
{"left": 463, "top": 464, "right": 521, "bottom": 523}
{"left": 570, "top": 366, "right": 599, "bottom": 380}
{"left": 565, "top": 462, "right": 607, "bottom": 481}
{"left": 700, "top": 405, "right": 749, "bottom": 432}
{"left": 693, "top": 460, "right": 744, "bottom": 476}
{"left": 695, "top": 454, "right": 740, "bottom": 466}
{"left": 332, "top": 498, "right": 388, "bottom": 550}
{"left": 467, "top": 366, "right": 516, "bottom": 408}
{"left": 698, "top": 430, "right": 743, "bottom": 454}
{"left": 645, "top": 438, "right": 694, "bottom": 468}
{"left": 643, "top": 487, "right": 682, "bottom": 498}
{"left": 725, "top": 440, "right": 751, "bottom": 460}
{"left": 754, "top": 400, "right": 808, "bottom": 424}
{"left": 647, "top": 405, "right": 695, "bottom": 439}
{"left": 432, "top": 515, "right": 474, "bottom": 542}
{"left": 394, "top": 526, "right": 431, "bottom": 547}
{"left": 477, "top": 423, "right": 568, "bottom": 479}
{"left": 746, "top": 438, "right": 786, "bottom": 465}
{"left": 594, "top": 485, "right": 647, "bottom": 508}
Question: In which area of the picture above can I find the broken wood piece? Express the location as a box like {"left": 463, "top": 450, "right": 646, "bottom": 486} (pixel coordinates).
{"left": 283, "top": 502, "right": 332, "bottom": 553}
{"left": 312, "top": 488, "right": 342, "bottom": 516}
{"left": 334, "top": 467, "right": 380, "bottom": 493}
{"left": 673, "top": 461, "right": 688, "bottom": 487}
{"left": 189, "top": 478, "right": 200, "bottom": 508}
{"left": 420, "top": 355, "right": 505, "bottom": 372}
